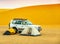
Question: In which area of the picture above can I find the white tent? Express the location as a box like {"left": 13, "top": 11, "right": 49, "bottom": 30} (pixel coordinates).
{"left": 20, "top": 27, "right": 40, "bottom": 36}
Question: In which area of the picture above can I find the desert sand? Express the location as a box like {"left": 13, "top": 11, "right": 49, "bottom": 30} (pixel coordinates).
{"left": 0, "top": 25, "right": 60, "bottom": 44}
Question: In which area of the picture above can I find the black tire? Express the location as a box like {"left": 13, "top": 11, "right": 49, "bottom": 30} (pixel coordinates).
{"left": 12, "top": 27, "right": 18, "bottom": 34}
{"left": 18, "top": 31, "right": 22, "bottom": 33}
{"left": 38, "top": 27, "right": 42, "bottom": 32}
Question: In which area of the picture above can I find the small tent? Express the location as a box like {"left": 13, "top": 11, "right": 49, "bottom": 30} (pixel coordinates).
{"left": 20, "top": 27, "right": 40, "bottom": 36}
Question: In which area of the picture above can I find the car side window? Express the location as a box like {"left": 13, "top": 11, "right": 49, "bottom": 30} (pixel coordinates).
{"left": 17, "top": 21, "right": 22, "bottom": 24}
{"left": 26, "top": 20, "right": 32, "bottom": 25}
{"left": 22, "top": 21, "right": 27, "bottom": 25}
{"left": 12, "top": 20, "right": 22, "bottom": 24}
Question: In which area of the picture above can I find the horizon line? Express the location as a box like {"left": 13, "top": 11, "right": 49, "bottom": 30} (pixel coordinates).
{"left": 0, "top": 3, "right": 60, "bottom": 9}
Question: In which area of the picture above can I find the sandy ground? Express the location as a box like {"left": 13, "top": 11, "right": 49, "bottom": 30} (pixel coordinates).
{"left": 0, "top": 25, "right": 60, "bottom": 44}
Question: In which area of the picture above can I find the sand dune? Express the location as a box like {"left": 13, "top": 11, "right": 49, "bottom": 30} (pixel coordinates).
{"left": 0, "top": 9, "right": 10, "bottom": 12}
{"left": 0, "top": 25, "right": 60, "bottom": 44}
{"left": 0, "top": 4, "right": 60, "bottom": 25}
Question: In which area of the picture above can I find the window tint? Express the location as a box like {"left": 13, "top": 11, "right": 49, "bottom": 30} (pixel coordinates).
{"left": 12, "top": 20, "right": 22, "bottom": 24}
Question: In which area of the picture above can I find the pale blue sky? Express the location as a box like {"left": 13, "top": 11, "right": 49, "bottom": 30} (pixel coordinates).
{"left": 0, "top": 0, "right": 59, "bottom": 9}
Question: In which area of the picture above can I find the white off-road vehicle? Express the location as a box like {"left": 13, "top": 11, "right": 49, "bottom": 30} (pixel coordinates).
{"left": 9, "top": 18, "right": 42, "bottom": 33}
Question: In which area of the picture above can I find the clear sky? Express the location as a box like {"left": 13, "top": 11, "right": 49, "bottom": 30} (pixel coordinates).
{"left": 0, "top": 0, "right": 60, "bottom": 9}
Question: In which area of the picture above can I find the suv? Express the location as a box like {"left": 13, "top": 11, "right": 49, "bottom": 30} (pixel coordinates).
{"left": 9, "top": 18, "right": 42, "bottom": 33}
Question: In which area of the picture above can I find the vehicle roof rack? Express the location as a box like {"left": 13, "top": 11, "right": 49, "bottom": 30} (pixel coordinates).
{"left": 13, "top": 18, "right": 27, "bottom": 20}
